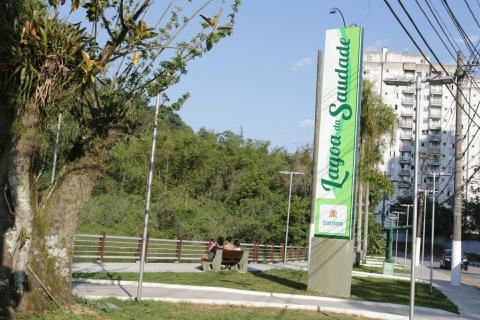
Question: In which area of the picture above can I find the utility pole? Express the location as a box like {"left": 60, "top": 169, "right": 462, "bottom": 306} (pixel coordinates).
{"left": 280, "top": 171, "right": 304, "bottom": 264}
{"left": 452, "top": 51, "right": 465, "bottom": 286}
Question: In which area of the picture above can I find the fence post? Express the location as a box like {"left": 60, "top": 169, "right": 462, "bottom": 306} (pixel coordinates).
{"left": 136, "top": 234, "right": 143, "bottom": 261}
{"left": 281, "top": 243, "right": 285, "bottom": 262}
{"left": 98, "top": 232, "right": 106, "bottom": 262}
{"left": 176, "top": 236, "right": 182, "bottom": 263}
{"left": 303, "top": 245, "right": 307, "bottom": 260}
{"left": 296, "top": 244, "right": 300, "bottom": 261}
{"left": 145, "top": 235, "right": 150, "bottom": 263}
{"left": 289, "top": 244, "right": 293, "bottom": 261}
{"left": 268, "top": 243, "right": 273, "bottom": 263}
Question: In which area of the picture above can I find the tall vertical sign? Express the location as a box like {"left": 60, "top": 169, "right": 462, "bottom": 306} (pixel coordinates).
{"left": 308, "top": 26, "right": 363, "bottom": 297}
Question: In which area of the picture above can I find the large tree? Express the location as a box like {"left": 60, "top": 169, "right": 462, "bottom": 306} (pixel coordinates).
{"left": 0, "top": 0, "right": 240, "bottom": 314}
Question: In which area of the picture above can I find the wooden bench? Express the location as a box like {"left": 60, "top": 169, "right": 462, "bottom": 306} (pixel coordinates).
{"left": 201, "top": 249, "right": 250, "bottom": 273}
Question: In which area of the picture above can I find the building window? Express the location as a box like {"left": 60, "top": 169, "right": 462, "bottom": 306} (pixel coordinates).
{"left": 367, "top": 55, "right": 372, "bottom": 61}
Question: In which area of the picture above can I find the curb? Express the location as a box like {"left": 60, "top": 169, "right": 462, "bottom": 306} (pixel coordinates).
{"left": 72, "top": 278, "right": 456, "bottom": 318}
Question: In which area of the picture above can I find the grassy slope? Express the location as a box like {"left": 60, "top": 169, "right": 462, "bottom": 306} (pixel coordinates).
{"left": 19, "top": 298, "right": 373, "bottom": 320}
{"left": 73, "top": 269, "right": 458, "bottom": 314}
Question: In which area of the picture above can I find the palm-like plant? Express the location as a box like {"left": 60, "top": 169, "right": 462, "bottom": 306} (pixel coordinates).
{"left": 356, "top": 80, "right": 397, "bottom": 262}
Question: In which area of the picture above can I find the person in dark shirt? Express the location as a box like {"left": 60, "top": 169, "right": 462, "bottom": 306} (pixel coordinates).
{"left": 201, "top": 237, "right": 224, "bottom": 261}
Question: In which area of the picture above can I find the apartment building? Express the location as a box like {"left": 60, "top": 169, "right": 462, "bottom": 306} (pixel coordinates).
{"left": 363, "top": 49, "right": 480, "bottom": 206}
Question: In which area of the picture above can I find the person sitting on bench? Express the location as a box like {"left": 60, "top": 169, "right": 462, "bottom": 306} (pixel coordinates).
{"left": 223, "top": 236, "right": 235, "bottom": 250}
{"left": 233, "top": 239, "right": 241, "bottom": 251}
{"left": 201, "top": 237, "right": 224, "bottom": 261}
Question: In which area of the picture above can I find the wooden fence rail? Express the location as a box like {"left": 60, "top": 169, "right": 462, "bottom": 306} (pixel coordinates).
{"left": 74, "top": 233, "right": 308, "bottom": 263}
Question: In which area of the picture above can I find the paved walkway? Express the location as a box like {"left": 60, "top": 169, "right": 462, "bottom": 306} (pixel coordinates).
{"left": 72, "top": 278, "right": 457, "bottom": 320}
{"left": 72, "top": 261, "right": 308, "bottom": 273}
{"left": 394, "top": 256, "right": 480, "bottom": 320}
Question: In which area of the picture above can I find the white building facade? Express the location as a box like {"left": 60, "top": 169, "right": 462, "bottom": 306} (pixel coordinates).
{"left": 363, "top": 49, "right": 480, "bottom": 207}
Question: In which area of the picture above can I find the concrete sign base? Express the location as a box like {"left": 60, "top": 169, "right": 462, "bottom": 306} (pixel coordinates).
{"left": 308, "top": 237, "right": 353, "bottom": 298}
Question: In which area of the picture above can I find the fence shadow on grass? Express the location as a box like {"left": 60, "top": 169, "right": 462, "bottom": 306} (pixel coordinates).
{"left": 251, "top": 271, "right": 307, "bottom": 291}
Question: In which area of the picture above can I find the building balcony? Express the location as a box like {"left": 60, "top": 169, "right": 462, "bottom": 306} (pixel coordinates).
{"left": 400, "top": 133, "right": 413, "bottom": 140}
{"left": 402, "top": 98, "right": 415, "bottom": 106}
{"left": 429, "top": 134, "right": 441, "bottom": 142}
{"left": 399, "top": 157, "right": 412, "bottom": 164}
{"left": 398, "top": 181, "right": 411, "bottom": 188}
{"left": 427, "top": 146, "right": 442, "bottom": 155}
{"left": 429, "top": 122, "right": 441, "bottom": 130}
{"left": 401, "top": 109, "right": 414, "bottom": 117}
{"left": 430, "top": 99, "right": 442, "bottom": 107}
{"left": 400, "top": 144, "right": 413, "bottom": 152}
{"left": 400, "top": 121, "right": 413, "bottom": 129}
{"left": 426, "top": 182, "right": 439, "bottom": 191}
{"left": 399, "top": 169, "right": 411, "bottom": 176}
{"left": 430, "top": 87, "right": 443, "bottom": 95}
{"left": 430, "top": 111, "right": 442, "bottom": 119}
{"left": 402, "top": 87, "right": 415, "bottom": 94}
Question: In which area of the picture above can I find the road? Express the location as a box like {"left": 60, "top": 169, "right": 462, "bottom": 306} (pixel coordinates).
{"left": 434, "top": 263, "right": 480, "bottom": 289}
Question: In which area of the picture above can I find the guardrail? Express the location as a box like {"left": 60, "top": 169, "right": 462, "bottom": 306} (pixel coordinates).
{"left": 74, "top": 233, "right": 308, "bottom": 263}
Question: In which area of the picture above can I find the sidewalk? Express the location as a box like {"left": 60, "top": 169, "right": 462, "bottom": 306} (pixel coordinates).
{"left": 395, "top": 256, "right": 480, "bottom": 320}
{"left": 72, "top": 278, "right": 458, "bottom": 320}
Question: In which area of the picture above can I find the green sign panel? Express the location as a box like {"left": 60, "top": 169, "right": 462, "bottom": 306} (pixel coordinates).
{"left": 313, "top": 27, "right": 363, "bottom": 239}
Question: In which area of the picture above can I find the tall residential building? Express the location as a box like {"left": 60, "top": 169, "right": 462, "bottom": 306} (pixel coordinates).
{"left": 363, "top": 49, "right": 480, "bottom": 207}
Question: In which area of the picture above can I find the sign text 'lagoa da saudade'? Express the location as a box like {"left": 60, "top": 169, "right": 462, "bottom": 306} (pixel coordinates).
{"left": 314, "top": 27, "right": 363, "bottom": 239}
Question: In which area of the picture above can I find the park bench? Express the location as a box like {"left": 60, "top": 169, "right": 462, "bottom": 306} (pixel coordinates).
{"left": 201, "top": 249, "right": 250, "bottom": 273}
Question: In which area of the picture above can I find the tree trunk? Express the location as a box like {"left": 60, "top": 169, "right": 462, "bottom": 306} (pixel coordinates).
{"left": 0, "top": 123, "right": 117, "bottom": 314}
{"left": 362, "top": 182, "right": 370, "bottom": 263}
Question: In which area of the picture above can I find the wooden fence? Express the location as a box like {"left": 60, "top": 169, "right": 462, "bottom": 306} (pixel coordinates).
{"left": 74, "top": 233, "right": 308, "bottom": 263}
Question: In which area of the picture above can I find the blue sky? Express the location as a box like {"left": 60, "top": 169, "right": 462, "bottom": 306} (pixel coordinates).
{"left": 166, "top": 0, "right": 479, "bottom": 151}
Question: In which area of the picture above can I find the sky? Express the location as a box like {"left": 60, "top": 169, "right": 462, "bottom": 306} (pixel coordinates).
{"left": 166, "top": 0, "right": 476, "bottom": 151}
{"left": 61, "top": 0, "right": 480, "bottom": 151}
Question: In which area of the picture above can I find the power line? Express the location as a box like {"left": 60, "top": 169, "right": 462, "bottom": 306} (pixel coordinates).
{"left": 384, "top": 0, "right": 480, "bottom": 205}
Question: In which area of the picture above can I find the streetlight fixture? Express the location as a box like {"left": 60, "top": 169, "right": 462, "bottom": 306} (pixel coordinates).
{"left": 137, "top": 94, "right": 161, "bottom": 301}
{"left": 329, "top": 7, "right": 346, "bottom": 28}
{"left": 280, "top": 171, "right": 304, "bottom": 264}
{"left": 384, "top": 76, "right": 419, "bottom": 320}
{"left": 384, "top": 73, "right": 454, "bottom": 319}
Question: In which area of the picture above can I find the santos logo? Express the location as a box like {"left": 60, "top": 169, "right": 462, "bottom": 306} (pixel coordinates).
{"left": 319, "top": 204, "right": 347, "bottom": 234}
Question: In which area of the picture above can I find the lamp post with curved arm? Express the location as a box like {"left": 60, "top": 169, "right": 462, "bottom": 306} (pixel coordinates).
{"left": 329, "top": 7, "right": 346, "bottom": 28}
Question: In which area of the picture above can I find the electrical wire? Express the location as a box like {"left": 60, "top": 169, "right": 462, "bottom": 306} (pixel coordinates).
{"left": 384, "top": 0, "right": 480, "bottom": 204}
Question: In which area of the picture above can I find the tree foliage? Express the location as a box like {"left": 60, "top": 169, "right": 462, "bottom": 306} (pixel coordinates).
{"left": 79, "top": 108, "right": 313, "bottom": 244}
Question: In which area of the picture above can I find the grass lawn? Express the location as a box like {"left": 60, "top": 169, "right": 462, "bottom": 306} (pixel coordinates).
{"left": 18, "top": 298, "right": 373, "bottom": 320}
{"left": 73, "top": 269, "right": 458, "bottom": 314}
{"left": 353, "top": 265, "right": 410, "bottom": 275}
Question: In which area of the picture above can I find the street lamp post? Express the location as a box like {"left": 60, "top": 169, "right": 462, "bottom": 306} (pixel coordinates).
{"left": 384, "top": 76, "right": 420, "bottom": 320}
{"left": 401, "top": 204, "right": 413, "bottom": 269}
{"left": 384, "top": 74, "right": 454, "bottom": 318}
{"left": 329, "top": 7, "right": 346, "bottom": 28}
{"left": 137, "top": 94, "right": 161, "bottom": 301}
{"left": 280, "top": 171, "right": 304, "bottom": 264}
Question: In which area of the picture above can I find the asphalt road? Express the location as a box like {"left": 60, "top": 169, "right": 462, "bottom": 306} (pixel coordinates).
{"left": 433, "top": 263, "right": 480, "bottom": 288}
